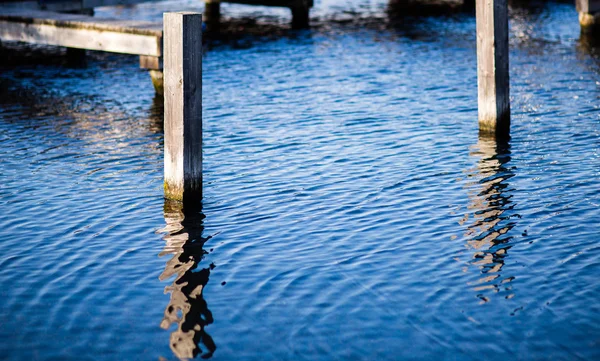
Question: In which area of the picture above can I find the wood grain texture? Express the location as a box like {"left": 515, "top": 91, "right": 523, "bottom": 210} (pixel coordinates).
{"left": 163, "top": 12, "right": 202, "bottom": 202}
{"left": 476, "top": 0, "right": 510, "bottom": 137}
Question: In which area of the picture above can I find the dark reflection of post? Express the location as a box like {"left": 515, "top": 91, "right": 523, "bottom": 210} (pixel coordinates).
{"left": 159, "top": 200, "right": 217, "bottom": 359}
{"left": 463, "top": 135, "right": 519, "bottom": 304}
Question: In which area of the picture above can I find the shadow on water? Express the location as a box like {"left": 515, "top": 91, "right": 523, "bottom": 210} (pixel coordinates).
{"left": 159, "top": 200, "right": 217, "bottom": 359}
{"left": 462, "top": 136, "right": 520, "bottom": 305}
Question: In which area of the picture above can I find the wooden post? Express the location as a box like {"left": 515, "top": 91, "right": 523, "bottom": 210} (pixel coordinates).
{"left": 66, "top": 48, "right": 87, "bottom": 67}
{"left": 463, "top": 0, "right": 475, "bottom": 12}
{"left": 163, "top": 12, "right": 203, "bottom": 202}
{"left": 290, "top": 5, "right": 310, "bottom": 29}
{"left": 140, "top": 55, "right": 164, "bottom": 94}
{"left": 577, "top": 0, "right": 600, "bottom": 33}
{"left": 476, "top": 0, "right": 510, "bottom": 137}
{"left": 204, "top": 0, "right": 221, "bottom": 33}
{"left": 62, "top": 8, "right": 93, "bottom": 67}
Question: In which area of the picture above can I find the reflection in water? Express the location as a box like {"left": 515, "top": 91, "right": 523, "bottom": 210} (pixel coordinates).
{"left": 159, "top": 201, "right": 217, "bottom": 359}
{"left": 577, "top": 29, "right": 600, "bottom": 64}
{"left": 148, "top": 94, "right": 164, "bottom": 134}
{"left": 462, "top": 136, "right": 519, "bottom": 304}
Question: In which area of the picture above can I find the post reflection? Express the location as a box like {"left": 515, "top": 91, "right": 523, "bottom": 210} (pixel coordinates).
{"left": 462, "top": 136, "right": 519, "bottom": 304}
{"left": 159, "top": 200, "right": 217, "bottom": 359}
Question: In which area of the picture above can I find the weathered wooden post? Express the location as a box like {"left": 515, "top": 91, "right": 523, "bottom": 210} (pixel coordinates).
{"left": 163, "top": 12, "right": 203, "bottom": 202}
{"left": 476, "top": 0, "right": 510, "bottom": 137}
{"left": 577, "top": 0, "right": 600, "bottom": 33}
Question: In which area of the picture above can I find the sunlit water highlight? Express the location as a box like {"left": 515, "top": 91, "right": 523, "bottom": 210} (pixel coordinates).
{"left": 1, "top": 0, "right": 599, "bottom": 360}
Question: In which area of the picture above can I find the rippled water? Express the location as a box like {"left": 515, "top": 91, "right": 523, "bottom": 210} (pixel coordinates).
{"left": 1, "top": 0, "right": 600, "bottom": 360}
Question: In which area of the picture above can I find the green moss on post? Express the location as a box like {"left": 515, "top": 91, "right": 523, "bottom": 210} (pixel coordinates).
{"left": 164, "top": 181, "right": 183, "bottom": 202}
{"left": 150, "top": 70, "right": 164, "bottom": 95}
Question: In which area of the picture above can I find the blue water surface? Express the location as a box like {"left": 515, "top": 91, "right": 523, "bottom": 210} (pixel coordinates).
{"left": 1, "top": 1, "right": 599, "bottom": 360}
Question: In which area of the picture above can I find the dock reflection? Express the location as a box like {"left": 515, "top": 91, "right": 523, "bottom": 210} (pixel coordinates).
{"left": 159, "top": 200, "right": 216, "bottom": 359}
{"left": 462, "top": 136, "right": 519, "bottom": 304}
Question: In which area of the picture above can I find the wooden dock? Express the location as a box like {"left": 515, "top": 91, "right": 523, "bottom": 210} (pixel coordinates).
{"left": 0, "top": 0, "right": 314, "bottom": 92}
{"left": 0, "top": 9, "right": 162, "bottom": 57}
{"left": 3, "top": 0, "right": 600, "bottom": 164}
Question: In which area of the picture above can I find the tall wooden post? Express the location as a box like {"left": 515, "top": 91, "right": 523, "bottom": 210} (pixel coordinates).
{"left": 164, "top": 12, "right": 203, "bottom": 202}
{"left": 476, "top": 0, "right": 510, "bottom": 137}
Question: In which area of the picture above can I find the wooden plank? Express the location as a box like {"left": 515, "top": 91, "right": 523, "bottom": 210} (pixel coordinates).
{"left": 476, "top": 0, "right": 510, "bottom": 137}
{"left": 0, "top": 9, "right": 162, "bottom": 56}
{"left": 0, "top": 0, "right": 164, "bottom": 12}
{"left": 0, "top": 10, "right": 162, "bottom": 35}
{"left": 163, "top": 12, "right": 202, "bottom": 202}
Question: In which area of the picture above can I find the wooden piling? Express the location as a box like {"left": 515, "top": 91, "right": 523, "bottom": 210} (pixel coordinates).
{"left": 163, "top": 12, "right": 203, "bottom": 202}
{"left": 577, "top": 0, "right": 600, "bottom": 33}
{"left": 204, "top": 0, "right": 221, "bottom": 32}
{"left": 463, "top": 0, "right": 475, "bottom": 12}
{"left": 290, "top": 4, "right": 310, "bottom": 29}
{"left": 66, "top": 47, "right": 87, "bottom": 67}
{"left": 140, "top": 55, "right": 164, "bottom": 94}
{"left": 476, "top": 0, "right": 510, "bottom": 137}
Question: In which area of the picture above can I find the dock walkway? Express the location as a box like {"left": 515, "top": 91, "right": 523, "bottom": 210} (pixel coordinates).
{"left": 0, "top": 9, "right": 162, "bottom": 56}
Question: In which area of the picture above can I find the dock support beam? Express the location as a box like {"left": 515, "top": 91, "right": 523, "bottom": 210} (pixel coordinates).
{"left": 463, "top": 0, "right": 475, "bottom": 12}
{"left": 163, "top": 12, "right": 203, "bottom": 202}
{"left": 140, "top": 55, "right": 164, "bottom": 94}
{"left": 476, "top": 0, "right": 510, "bottom": 137}
{"left": 204, "top": 0, "right": 221, "bottom": 32}
{"left": 291, "top": 4, "right": 310, "bottom": 29}
{"left": 577, "top": 0, "right": 600, "bottom": 33}
{"left": 66, "top": 48, "right": 87, "bottom": 67}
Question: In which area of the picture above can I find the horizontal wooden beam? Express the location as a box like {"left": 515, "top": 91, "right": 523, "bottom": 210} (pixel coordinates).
{"left": 0, "top": 0, "right": 164, "bottom": 12}
{"left": 0, "top": 9, "right": 162, "bottom": 56}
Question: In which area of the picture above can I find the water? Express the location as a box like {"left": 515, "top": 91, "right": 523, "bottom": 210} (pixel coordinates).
{"left": 1, "top": 1, "right": 599, "bottom": 360}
